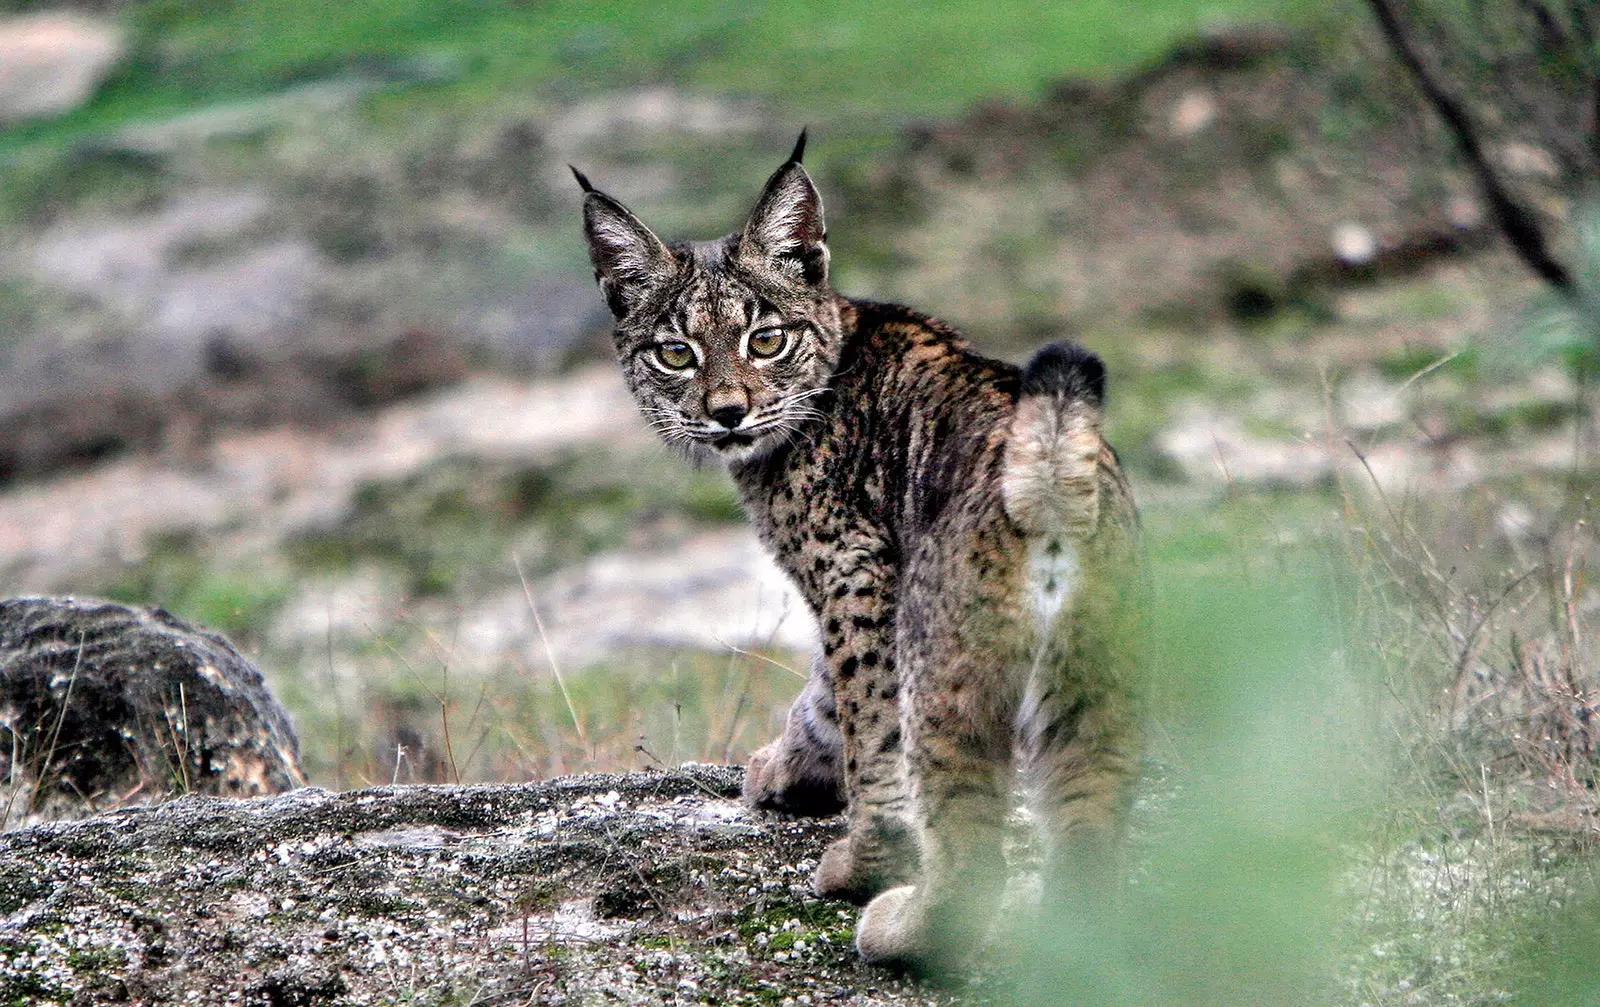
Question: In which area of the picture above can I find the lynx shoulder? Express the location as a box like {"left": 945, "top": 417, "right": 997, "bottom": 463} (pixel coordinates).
{"left": 575, "top": 134, "right": 1141, "bottom": 972}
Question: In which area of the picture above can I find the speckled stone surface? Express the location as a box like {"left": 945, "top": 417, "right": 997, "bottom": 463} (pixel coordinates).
{"left": 0, "top": 766, "right": 956, "bottom": 1005}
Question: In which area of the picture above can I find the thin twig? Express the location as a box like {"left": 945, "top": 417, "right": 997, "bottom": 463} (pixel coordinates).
{"left": 514, "top": 555, "right": 589, "bottom": 746}
{"left": 1365, "top": 0, "right": 1576, "bottom": 294}
{"left": 27, "top": 633, "right": 87, "bottom": 817}
{"left": 1396, "top": 350, "right": 1461, "bottom": 393}
{"left": 710, "top": 635, "right": 806, "bottom": 679}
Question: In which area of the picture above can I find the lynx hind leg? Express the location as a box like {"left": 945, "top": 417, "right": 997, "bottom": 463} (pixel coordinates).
{"left": 1020, "top": 674, "right": 1140, "bottom": 902}
{"left": 1006, "top": 340, "right": 1141, "bottom": 896}
{"left": 856, "top": 733, "right": 1012, "bottom": 971}
{"left": 743, "top": 652, "right": 846, "bottom": 817}
{"left": 856, "top": 636, "right": 1015, "bottom": 971}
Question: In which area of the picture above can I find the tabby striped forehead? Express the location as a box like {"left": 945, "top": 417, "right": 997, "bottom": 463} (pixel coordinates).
{"left": 632, "top": 239, "right": 808, "bottom": 346}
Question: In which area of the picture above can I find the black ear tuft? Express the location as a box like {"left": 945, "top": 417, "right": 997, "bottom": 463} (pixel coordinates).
{"left": 739, "top": 149, "right": 828, "bottom": 286}
{"left": 580, "top": 187, "right": 676, "bottom": 319}
{"left": 569, "top": 165, "right": 596, "bottom": 193}
{"left": 1021, "top": 342, "right": 1106, "bottom": 406}
{"left": 788, "top": 128, "right": 808, "bottom": 165}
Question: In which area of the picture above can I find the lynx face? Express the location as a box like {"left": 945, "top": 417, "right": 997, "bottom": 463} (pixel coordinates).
{"left": 576, "top": 138, "right": 844, "bottom": 464}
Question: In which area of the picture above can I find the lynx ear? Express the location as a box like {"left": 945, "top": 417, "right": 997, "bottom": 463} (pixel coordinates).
{"left": 576, "top": 169, "right": 677, "bottom": 319}
{"left": 738, "top": 134, "right": 828, "bottom": 286}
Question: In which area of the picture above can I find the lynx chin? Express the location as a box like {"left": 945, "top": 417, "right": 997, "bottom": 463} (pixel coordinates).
{"left": 574, "top": 132, "right": 1142, "bottom": 972}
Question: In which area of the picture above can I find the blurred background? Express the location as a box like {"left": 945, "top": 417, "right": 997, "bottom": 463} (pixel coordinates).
{"left": 3, "top": 0, "right": 1600, "bottom": 999}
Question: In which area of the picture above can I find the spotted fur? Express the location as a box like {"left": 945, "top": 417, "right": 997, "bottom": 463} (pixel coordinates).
{"left": 577, "top": 139, "right": 1141, "bottom": 972}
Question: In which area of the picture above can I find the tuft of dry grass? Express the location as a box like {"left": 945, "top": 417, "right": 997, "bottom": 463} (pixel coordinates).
{"left": 281, "top": 589, "right": 807, "bottom": 791}
{"left": 1327, "top": 423, "right": 1600, "bottom": 1001}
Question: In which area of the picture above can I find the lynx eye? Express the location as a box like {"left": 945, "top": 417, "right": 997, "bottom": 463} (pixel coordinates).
{"left": 655, "top": 342, "right": 697, "bottom": 370}
{"left": 747, "top": 327, "right": 788, "bottom": 360}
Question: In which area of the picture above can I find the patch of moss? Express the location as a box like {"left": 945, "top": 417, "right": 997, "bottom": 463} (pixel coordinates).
{"left": 764, "top": 929, "right": 797, "bottom": 951}
{"left": 65, "top": 946, "right": 129, "bottom": 973}
{"left": 513, "top": 880, "right": 566, "bottom": 915}
{"left": 344, "top": 891, "right": 414, "bottom": 918}
{"left": 103, "top": 532, "right": 290, "bottom": 643}
{"left": 104, "top": 882, "right": 157, "bottom": 903}
{"left": 731, "top": 899, "right": 855, "bottom": 944}
{"left": 290, "top": 450, "right": 743, "bottom": 597}
{"left": 629, "top": 931, "right": 672, "bottom": 951}
{"left": 0, "top": 976, "right": 67, "bottom": 1005}
{"left": 596, "top": 861, "right": 687, "bottom": 918}
{"left": 0, "top": 868, "right": 48, "bottom": 916}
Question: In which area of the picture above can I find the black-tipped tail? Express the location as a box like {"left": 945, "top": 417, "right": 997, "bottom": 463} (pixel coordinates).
{"left": 1021, "top": 341, "right": 1105, "bottom": 406}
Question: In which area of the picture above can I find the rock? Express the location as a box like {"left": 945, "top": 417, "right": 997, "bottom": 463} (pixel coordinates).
{"left": 0, "top": 13, "right": 124, "bottom": 124}
{"left": 1338, "top": 373, "right": 1405, "bottom": 432}
{"left": 1154, "top": 407, "right": 1332, "bottom": 489}
{"left": 1169, "top": 88, "right": 1217, "bottom": 136}
{"left": 1331, "top": 221, "right": 1377, "bottom": 267}
{"left": 0, "top": 597, "right": 305, "bottom": 827}
{"left": 0, "top": 767, "right": 946, "bottom": 1005}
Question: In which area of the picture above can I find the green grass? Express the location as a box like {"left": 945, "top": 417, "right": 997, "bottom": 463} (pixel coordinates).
{"left": 2, "top": 0, "right": 1327, "bottom": 156}
{"left": 287, "top": 450, "right": 743, "bottom": 597}
{"left": 103, "top": 533, "right": 291, "bottom": 645}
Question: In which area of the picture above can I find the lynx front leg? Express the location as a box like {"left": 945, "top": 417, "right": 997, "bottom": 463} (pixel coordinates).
{"left": 743, "top": 652, "right": 845, "bottom": 816}
{"left": 808, "top": 557, "right": 915, "bottom": 904}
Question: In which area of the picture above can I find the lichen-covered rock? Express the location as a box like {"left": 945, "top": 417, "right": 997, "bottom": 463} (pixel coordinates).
{"left": 0, "top": 767, "right": 948, "bottom": 1005}
{"left": 0, "top": 597, "right": 305, "bottom": 826}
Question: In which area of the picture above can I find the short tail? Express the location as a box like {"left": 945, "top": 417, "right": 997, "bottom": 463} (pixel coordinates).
{"left": 1001, "top": 342, "right": 1108, "bottom": 537}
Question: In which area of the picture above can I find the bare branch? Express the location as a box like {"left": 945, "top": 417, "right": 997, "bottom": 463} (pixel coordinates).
{"left": 1366, "top": 0, "right": 1577, "bottom": 294}
{"left": 1591, "top": 71, "right": 1600, "bottom": 171}
{"left": 1516, "top": 0, "right": 1575, "bottom": 53}
{"left": 1569, "top": 0, "right": 1596, "bottom": 52}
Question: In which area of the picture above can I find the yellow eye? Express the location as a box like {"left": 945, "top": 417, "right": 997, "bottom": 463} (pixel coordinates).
{"left": 655, "top": 342, "right": 696, "bottom": 370}
{"left": 748, "top": 328, "right": 788, "bottom": 359}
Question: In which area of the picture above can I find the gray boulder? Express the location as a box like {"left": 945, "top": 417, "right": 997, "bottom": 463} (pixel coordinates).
{"left": 0, "top": 768, "right": 945, "bottom": 1005}
{"left": 0, "top": 597, "right": 305, "bottom": 827}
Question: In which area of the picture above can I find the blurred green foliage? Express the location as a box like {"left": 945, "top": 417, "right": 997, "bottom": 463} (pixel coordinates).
{"left": 104, "top": 532, "right": 291, "bottom": 643}
{"left": 991, "top": 513, "right": 1600, "bottom": 1006}
{"left": 1513, "top": 197, "right": 1600, "bottom": 382}
{"left": 1089, "top": 567, "right": 1364, "bottom": 1004}
{"left": 3, "top": 0, "right": 1323, "bottom": 153}
{"left": 288, "top": 449, "right": 742, "bottom": 596}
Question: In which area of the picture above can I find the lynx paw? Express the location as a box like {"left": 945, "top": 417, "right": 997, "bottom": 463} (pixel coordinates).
{"left": 742, "top": 739, "right": 845, "bottom": 817}
{"left": 812, "top": 834, "right": 913, "bottom": 904}
{"left": 855, "top": 885, "right": 924, "bottom": 965}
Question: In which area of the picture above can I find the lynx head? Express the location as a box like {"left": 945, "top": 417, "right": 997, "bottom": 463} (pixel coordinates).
{"left": 575, "top": 133, "right": 843, "bottom": 465}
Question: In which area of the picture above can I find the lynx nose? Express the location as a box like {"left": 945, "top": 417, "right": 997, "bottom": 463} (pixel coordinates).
{"left": 706, "top": 387, "right": 750, "bottom": 430}
{"left": 710, "top": 403, "right": 749, "bottom": 429}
